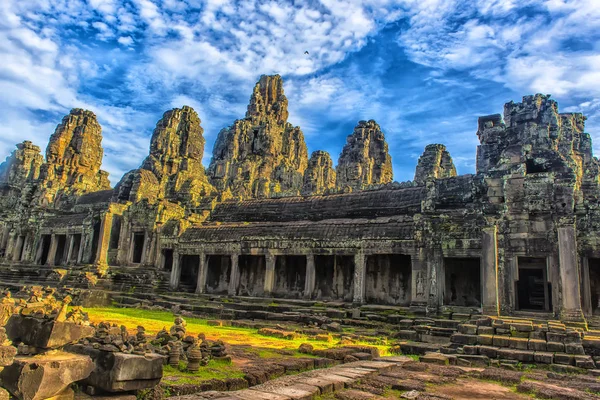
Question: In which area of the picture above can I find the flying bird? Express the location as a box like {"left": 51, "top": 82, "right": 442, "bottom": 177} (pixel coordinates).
{"left": 304, "top": 51, "right": 309, "bottom": 55}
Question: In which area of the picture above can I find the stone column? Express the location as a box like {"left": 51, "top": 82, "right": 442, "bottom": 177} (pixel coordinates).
{"left": 228, "top": 254, "right": 240, "bottom": 296}
{"left": 46, "top": 234, "right": 58, "bottom": 266}
{"left": 34, "top": 236, "right": 44, "bottom": 264}
{"left": 264, "top": 254, "right": 276, "bottom": 295}
{"left": 482, "top": 226, "right": 500, "bottom": 316}
{"left": 4, "top": 232, "right": 15, "bottom": 261}
{"left": 410, "top": 248, "right": 427, "bottom": 312}
{"left": 95, "top": 213, "right": 113, "bottom": 266}
{"left": 12, "top": 235, "right": 24, "bottom": 261}
{"left": 558, "top": 226, "right": 585, "bottom": 321}
{"left": 353, "top": 252, "right": 366, "bottom": 304}
{"left": 65, "top": 235, "right": 75, "bottom": 265}
{"left": 196, "top": 253, "right": 207, "bottom": 294}
{"left": 169, "top": 251, "right": 181, "bottom": 290}
{"left": 426, "top": 249, "right": 444, "bottom": 314}
{"left": 304, "top": 254, "right": 315, "bottom": 299}
{"left": 77, "top": 235, "right": 85, "bottom": 264}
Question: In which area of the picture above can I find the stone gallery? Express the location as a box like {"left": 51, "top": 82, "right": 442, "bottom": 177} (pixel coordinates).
{"left": 0, "top": 74, "right": 598, "bottom": 326}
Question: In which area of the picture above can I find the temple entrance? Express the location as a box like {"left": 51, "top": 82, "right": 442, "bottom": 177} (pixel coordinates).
{"left": 70, "top": 234, "right": 81, "bottom": 263}
{"left": 131, "top": 233, "right": 145, "bottom": 264}
{"left": 366, "top": 254, "right": 412, "bottom": 305}
{"left": 273, "top": 255, "right": 306, "bottom": 298}
{"left": 205, "top": 255, "right": 231, "bottom": 294}
{"left": 313, "top": 255, "right": 354, "bottom": 301}
{"left": 590, "top": 259, "right": 600, "bottom": 315}
{"left": 179, "top": 255, "right": 199, "bottom": 293}
{"left": 90, "top": 219, "right": 101, "bottom": 263}
{"left": 54, "top": 235, "right": 67, "bottom": 266}
{"left": 516, "top": 257, "right": 551, "bottom": 311}
{"left": 444, "top": 257, "right": 481, "bottom": 307}
{"left": 109, "top": 216, "right": 121, "bottom": 250}
{"left": 237, "top": 255, "right": 265, "bottom": 296}
{"left": 162, "top": 249, "right": 174, "bottom": 272}
{"left": 39, "top": 235, "right": 51, "bottom": 265}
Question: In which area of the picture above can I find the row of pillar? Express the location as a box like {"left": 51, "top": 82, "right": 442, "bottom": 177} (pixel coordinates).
{"left": 34, "top": 233, "right": 84, "bottom": 266}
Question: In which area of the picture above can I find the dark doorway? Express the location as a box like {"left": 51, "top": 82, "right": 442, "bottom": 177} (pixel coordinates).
{"left": 516, "top": 257, "right": 550, "bottom": 311}
{"left": 273, "top": 255, "right": 306, "bottom": 298}
{"left": 54, "top": 235, "right": 67, "bottom": 266}
{"left": 590, "top": 258, "right": 600, "bottom": 315}
{"left": 313, "top": 255, "right": 354, "bottom": 301}
{"left": 205, "top": 255, "right": 231, "bottom": 294}
{"left": 444, "top": 257, "right": 481, "bottom": 307}
{"left": 237, "top": 255, "right": 265, "bottom": 296}
{"left": 132, "top": 233, "right": 145, "bottom": 264}
{"left": 109, "top": 216, "right": 122, "bottom": 250}
{"left": 366, "top": 254, "right": 412, "bottom": 305}
{"left": 16, "top": 236, "right": 26, "bottom": 261}
{"left": 70, "top": 234, "right": 81, "bottom": 263}
{"left": 90, "top": 218, "right": 101, "bottom": 263}
{"left": 179, "top": 255, "right": 199, "bottom": 292}
{"left": 39, "top": 235, "right": 51, "bottom": 265}
{"left": 162, "top": 249, "right": 174, "bottom": 272}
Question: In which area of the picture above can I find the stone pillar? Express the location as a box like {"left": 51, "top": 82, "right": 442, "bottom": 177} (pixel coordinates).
{"left": 12, "top": 235, "right": 24, "bottom": 262}
{"left": 353, "top": 251, "right": 366, "bottom": 304}
{"left": 4, "top": 232, "right": 16, "bottom": 261}
{"left": 426, "top": 249, "right": 444, "bottom": 314}
{"left": 169, "top": 251, "right": 181, "bottom": 290}
{"left": 228, "top": 254, "right": 240, "bottom": 296}
{"left": 34, "top": 236, "right": 44, "bottom": 264}
{"left": 46, "top": 234, "right": 58, "bottom": 266}
{"left": 77, "top": 235, "right": 85, "bottom": 264}
{"left": 264, "top": 254, "right": 276, "bottom": 295}
{"left": 196, "top": 253, "right": 207, "bottom": 294}
{"left": 410, "top": 248, "right": 427, "bottom": 312}
{"left": 558, "top": 226, "right": 585, "bottom": 322}
{"left": 482, "top": 226, "right": 500, "bottom": 316}
{"left": 304, "top": 254, "right": 315, "bottom": 299}
{"left": 95, "top": 213, "right": 113, "bottom": 266}
{"left": 66, "top": 235, "right": 75, "bottom": 265}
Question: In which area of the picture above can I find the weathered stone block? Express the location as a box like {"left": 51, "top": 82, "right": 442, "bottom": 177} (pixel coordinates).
{"left": 458, "top": 324, "right": 477, "bottom": 335}
{"left": 0, "top": 345, "right": 17, "bottom": 367}
{"left": 546, "top": 332, "right": 566, "bottom": 343}
{"left": 547, "top": 342, "right": 565, "bottom": 352}
{"left": 564, "top": 343, "right": 585, "bottom": 355}
{"left": 497, "top": 349, "right": 534, "bottom": 363}
{"left": 508, "top": 337, "right": 529, "bottom": 350}
{"left": 0, "top": 352, "right": 94, "bottom": 400}
{"left": 450, "top": 334, "right": 478, "bottom": 345}
{"left": 528, "top": 339, "right": 547, "bottom": 351}
{"left": 395, "top": 330, "right": 419, "bottom": 341}
{"left": 574, "top": 355, "right": 595, "bottom": 369}
{"left": 477, "top": 326, "right": 494, "bottom": 335}
{"left": 554, "top": 353, "right": 574, "bottom": 366}
{"left": 478, "top": 346, "right": 499, "bottom": 358}
{"left": 66, "top": 344, "right": 163, "bottom": 392}
{"left": 5, "top": 315, "right": 95, "bottom": 349}
{"left": 493, "top": 335, "right": 510, "bottom": 347}
{"left": 463, "top": 345, "right": 478, "bottom": 355}
{"left": 533, "top": 351, "right": 553, "bottom": 364}
{"left": 477, "top": 335, "right": 494, "bottom": 346}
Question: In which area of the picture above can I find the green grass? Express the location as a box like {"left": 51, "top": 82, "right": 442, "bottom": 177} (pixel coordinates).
{"left": 85, "top": 306, "right": 391, "bottom": 355}
{"left": 162, "top": 359, "right": 244, "bottom": 385}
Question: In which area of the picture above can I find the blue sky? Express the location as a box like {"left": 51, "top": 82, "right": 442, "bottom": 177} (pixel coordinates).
{"left": 1, "top": 0, "right": 599, "bottom": 184}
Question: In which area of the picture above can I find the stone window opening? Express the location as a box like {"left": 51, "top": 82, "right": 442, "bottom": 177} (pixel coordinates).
{"left": 162, "top": 249, "right": 174, "bottom": 272}
{"left": 515, "top": 257, "right": 551, "bottom": 311}
{"left": 366, "top": 254, "right": 412, "bottom": 305}
{"left": 313, "top": 255, "right": 354, "bottom": 302}
{"left": 179, "top": 255, "right": 199, "bottom": 293}
{"left": 273, "top": 255, "right": 306, "bottom": 298}
{"left": 237, "top": 255, "right": 265, "bottom": 297}
{"left": 38, "top": 235, "right": 51, "bottom": 265}
{"left": 205, "top": 255, "right": 231, "bottom": 294}
{"left": 54, "top": 234, "right": 67, "bottom": 266}
{"left": 588, "top": 258, "right": 600, "bottom": 315}
{"left": 443, "top": 257, "right": 481, "bottom": 307}
{"left": 525, "top": 159, "right": 549, "bottom": 174}
{"left": 70, "top": 234, "right": 82, "bottom": 263}
{"left": 131, "top": 233, "right": 145, "bottom": 264}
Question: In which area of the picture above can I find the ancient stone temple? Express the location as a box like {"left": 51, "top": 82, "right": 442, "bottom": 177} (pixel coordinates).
{"left": 0, "top": 76, "right": 599, "bottom": 326}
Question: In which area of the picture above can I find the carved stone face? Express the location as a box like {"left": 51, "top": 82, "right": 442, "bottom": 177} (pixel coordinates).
{"left": 348, "top": 163, "right": 362, "bottom": 179}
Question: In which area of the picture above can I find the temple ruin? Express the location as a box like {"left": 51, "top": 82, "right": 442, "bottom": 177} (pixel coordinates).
{"left": 1, "top": 75, "right": 599, "bottom": 326}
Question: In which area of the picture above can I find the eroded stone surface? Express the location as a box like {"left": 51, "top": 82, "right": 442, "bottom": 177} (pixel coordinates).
{"left": 414, "top": 144, "right": 457, "bottom": 185}
{"left": 207, "top": 75, "right": 308, "bottom": 200}
{"left": 336, "top": 120, "right": 392, "bottom": 191}
{"left": 302, "top": 151, "right": 336, "bottom": 196}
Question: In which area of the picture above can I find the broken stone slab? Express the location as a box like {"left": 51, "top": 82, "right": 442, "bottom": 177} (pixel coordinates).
{"left": 0, "top": 345, "right": 17, "bottom": 366}
{"left": 5, "top": 315, "right": 94, "bottom": 349}
{"left": 0, "top": 351, "right": 94, "bottom": 400}
{"left": 65, "top": 344, "right": 163, "bottom": 392}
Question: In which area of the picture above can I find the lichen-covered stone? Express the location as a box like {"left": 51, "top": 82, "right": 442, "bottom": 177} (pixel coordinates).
{"left": 302, "top": 151, "right": 336, "bottom": 196}
{"left": 114, "top": 106, "right": 216, "bottom": 206}
{"left": 207, "top": 75, "right": 308, "bottom": 200}
{"left": 38, "top": 109, "right": 111, "bottom": 205}
{"left": 0, "top": 141, "right": 43, "bottom": 187}
{"left": 414, "top": 144, "right": 457, "bottom": 185}
{"left": 336, "top": 120, "right": 392, "bottom": 191}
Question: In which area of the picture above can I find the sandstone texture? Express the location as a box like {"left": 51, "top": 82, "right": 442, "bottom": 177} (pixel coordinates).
{"left": 207, "top": 75, "right": 308, "bottom": 200}
{"left": 114, "top": 106, "right": 216, "bottom": 206}
{"left": 336, "top": 120, "right": 393, "bottom": 191}
{"left": 414, "top": 144, "right": 456, "bottom": 185}
{"left": 0, "top": 141, "right": 43, "bottom": 188}
{"left": 302, "top": 151, "right": 336, "bottom": 196}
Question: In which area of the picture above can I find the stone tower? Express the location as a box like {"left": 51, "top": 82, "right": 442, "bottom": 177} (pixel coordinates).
{"left": 336, "top": 120, "right": 393, "bottom": 191}
{"left": 207, "top": 75, "right": 309, "bottom": 200}
{"left": 414, "top": 144, "right": 457, "bottom": 185}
